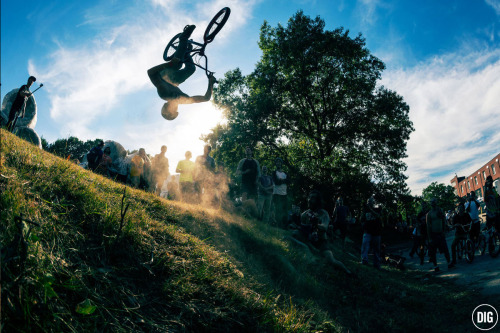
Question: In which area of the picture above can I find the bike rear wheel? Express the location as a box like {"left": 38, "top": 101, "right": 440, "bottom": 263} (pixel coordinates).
{"left": 489, "top": 232, "right": 500, "bottom": 258}
{"left": 465, "top": 239, "right": 474, "bottom": 263}
{"left": 204, "top": 7, "right": 231, "bottom": 43}
{"left": 477, "top": 234, "right": 486, "bottom": 255}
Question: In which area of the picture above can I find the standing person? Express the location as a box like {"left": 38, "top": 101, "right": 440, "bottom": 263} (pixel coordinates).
{"left": 87, "top": 140, "right": 105, "bottom": 171}
{"left": 332, "top": 197, "right": 350, "bottom": 249}
{"left": 360, "top": 197, "right": 382, "bottom": 268}
{"left": 152, "top": 145, "right": 170, "bottom": 195}
{"left": 130, "top": 150, "right": 145, "bottom": 188}
{"left": 484, "top": 176, "right": 500, "bottom": 230}
{"left": 137, "top": 148, "right": 152, "bottom": 190}
{"left": 167, "top": 175, "right": 180, "bottom": 201}
{"left": 426, "top": 198, "right": 452, "bottom": 272}
{"left": 288, "top": 190, "right": 351, "bottom": 274}
{"left": 465, "top": 191, "right": 481, "bottom": 243}
{"left": 411, "top": 201, "right": 429, "bottom": 265}
{"left": 194, "top": 145, "right": 216, "bottom": 203}
{"left": 6, "top": 76, "right": 36, "bottom": 132}
{"left": 236, "top": 147, "right": 260, "bottom": 201}
{"left": 176, "top": 151, "right": 195, "bottom": 202}
{"left": 257, "top": 166, "right": 274, "bottom": 223}
{"left": 448, "top": 203, "right": 472, "bottom": 268}
{"left": 272, "top": 157, "right": 288, "bottom": 228}
{"left": 95, "top": 146, "right": 112, "bottom": 176}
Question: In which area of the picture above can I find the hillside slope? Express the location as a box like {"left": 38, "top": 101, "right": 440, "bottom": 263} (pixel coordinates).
{"left": 0, "top": 129, "right": 490, "bottom": 332}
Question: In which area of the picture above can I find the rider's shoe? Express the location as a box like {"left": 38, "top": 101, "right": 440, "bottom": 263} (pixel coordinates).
{"left": 434, "top": 266, "right": 440, "bottom": 273}
{"left": 181, "top": 25, "right": 196, "bottom": 39}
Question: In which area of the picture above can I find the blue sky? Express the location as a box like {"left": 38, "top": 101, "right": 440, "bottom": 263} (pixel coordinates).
{"left": 2, "top": 0, "right": 500, "bottom": 195}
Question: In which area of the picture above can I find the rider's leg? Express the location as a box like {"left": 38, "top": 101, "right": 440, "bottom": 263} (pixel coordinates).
{"left": 172, "top": 25, "right": 196, "bottom": 61}
{"left": 168, "top": 53, "right": 196, "bottom": 85}
{"left": 323, "top": 250, "right": 351, "bottom": 274}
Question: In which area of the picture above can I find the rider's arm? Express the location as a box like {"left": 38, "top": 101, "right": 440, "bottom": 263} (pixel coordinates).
{"left": 186, "top": 75, "right": 216, "bottom": 103}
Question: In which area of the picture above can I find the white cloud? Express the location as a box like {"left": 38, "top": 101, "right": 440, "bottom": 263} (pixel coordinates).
{"left": 28, "top": 0, "right": 257, "bottom": 166}
{"left": 356, "top": 0, "right": 392, "bottom": 27}
{"left": 381, "top": 49, "right": 500, "bottom": 195}
{"left": 485, "top": 0, "right": 500, "bottom": 16}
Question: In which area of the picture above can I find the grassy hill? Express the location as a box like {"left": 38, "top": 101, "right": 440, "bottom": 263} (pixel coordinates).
{"left": 0, "top": 129, "right": 491, "bottom": 332}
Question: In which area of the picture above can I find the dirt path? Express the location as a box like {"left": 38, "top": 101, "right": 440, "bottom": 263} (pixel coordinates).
{"left": 389, "top": 231, "right": 500, "bottom": 296}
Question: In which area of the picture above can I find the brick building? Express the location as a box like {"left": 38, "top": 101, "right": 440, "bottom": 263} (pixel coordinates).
{"left": 450, "top": 152, "right": 500, "bottom": 199}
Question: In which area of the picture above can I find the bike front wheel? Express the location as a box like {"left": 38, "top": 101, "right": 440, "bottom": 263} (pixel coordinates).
{"left": 204, "top": 7, "right": 231, "bottom": 43}
{"left": 465, "top": 239, "right": 474, "bottom": 263}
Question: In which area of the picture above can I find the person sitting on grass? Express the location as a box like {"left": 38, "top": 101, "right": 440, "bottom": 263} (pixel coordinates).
{"left": 287, "top": 190, "right": 352, "bottom": 275}
{"left": 147, "top": 25, "right": 216, "bottom": 121}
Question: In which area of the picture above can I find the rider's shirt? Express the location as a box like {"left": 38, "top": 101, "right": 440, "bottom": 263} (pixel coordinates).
{"left": 273, "top": 170, "right": 287, "bottom": 196}
{"left": 465, "top": 200, "right": 480, "bottom": 221}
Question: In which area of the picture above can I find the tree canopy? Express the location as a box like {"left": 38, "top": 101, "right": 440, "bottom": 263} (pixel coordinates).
{"left": 421, "top": 182, "right": 458, "bottom": 212}
{"left": 44, "top": 136, "right": 102, "bottom": 161}
{"left": 205, "top": 11, "right": 414, "bottom": 211}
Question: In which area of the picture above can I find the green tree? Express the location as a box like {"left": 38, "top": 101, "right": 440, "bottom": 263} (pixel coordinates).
{"left": 40, "top": 136, "right": 49, "bottom": 151}
{"left": 206, "top": 11, "right": 414, "bottom": 211}
{"left": 421, "top": 182, "right": 457, "bottom": 211}
{"left": 46, "top": 137, "right": 102, "bottom": 161}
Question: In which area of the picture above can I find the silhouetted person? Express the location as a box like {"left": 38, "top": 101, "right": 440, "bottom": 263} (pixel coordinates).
{"left": 426, "top": 198, "right": 452, "bottom": 272}
{"left": 130, "top": 150, "right": 145, "bottom": 188}
{"left": 448, "top": 203, "right": 472, "bottom": 268}
{"left": 194, "top": 145, "right": 216, "bottom": 203}
{"left": 6, "top": 76, "right": 36, "bottom": 132}
{"left": 361, "top": 197, "right": 382, "bottom": 269}
{"left": 257, "top": 166, "right": 274, "bottom": 223}
{"left": 87, "top": 140, "right": 105, "bottom": 171}
{"left": 147, "top": 25, "right": 216, "bottom": 120}
{"left": 332, "top": 197, "right": 350, "bottom": 249}
{"left": 176, "top": 151, "right": 195, "bottom": 202}
{"left": 152, "top": 145, "right": 170, "bottom": 195}
{"left": 236, "top": 147, "right": 260, "bottom": 201}
{"left": 272, "top": 157, "right": 288, "bottom": 228}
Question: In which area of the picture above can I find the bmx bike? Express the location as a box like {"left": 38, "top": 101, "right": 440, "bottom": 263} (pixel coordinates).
{"left": 163, "top": 7, "right": 231, "bottom": 78}
{"left": 453, "top": 223, "right": 475, "bottom": 263}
